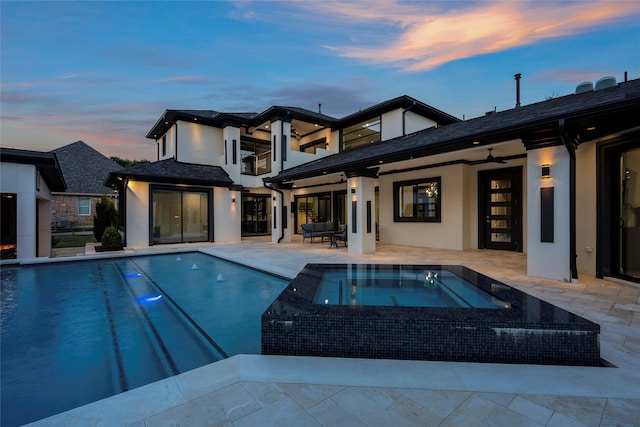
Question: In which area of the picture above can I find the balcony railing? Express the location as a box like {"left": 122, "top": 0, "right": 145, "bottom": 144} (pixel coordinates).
{"left": 241, "top": 151, "right": 271, "bottom": 176}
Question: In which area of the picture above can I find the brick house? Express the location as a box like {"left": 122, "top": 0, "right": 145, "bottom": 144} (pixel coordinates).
{"left": 50, "top": 141, "right": 122, "bottom": 230}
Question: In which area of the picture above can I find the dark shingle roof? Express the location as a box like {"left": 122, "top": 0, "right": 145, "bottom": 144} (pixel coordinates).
{"left": 104, "top": 158, "right": 233, "bottom": 187}
{"left": 1, "top": 147, "right": 66, "bottom": 191}
{"left": 146, "top": 96, "right": 458, "bottom": 141}
{"left": 50, "top": 141, "right": 122, "bottom": 195}
{"left": 266, "top": 79, "right": 640, "bottom": 183}
{"left": 337, "top": 95, "right": 460, "bottom": 127}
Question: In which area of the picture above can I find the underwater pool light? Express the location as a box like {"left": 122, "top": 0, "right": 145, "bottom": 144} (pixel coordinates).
{"left": 141, "top": 295, "right": 163, "bottom": 302}
{"left": 125, "top": 273, "right": 142, "bottom": 279}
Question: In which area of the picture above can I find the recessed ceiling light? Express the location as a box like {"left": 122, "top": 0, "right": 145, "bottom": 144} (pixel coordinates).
{"left": 473, "top": 141, "right": 480, "bottom": 145}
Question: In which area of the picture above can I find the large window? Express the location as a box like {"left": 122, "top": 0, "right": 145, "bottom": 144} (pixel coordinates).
{"left": 342, "top": 116, "right": 381, "bottom": 151}
{"left": 393, "top": 177, "right": 441, "bottom": 222}
{"left": 78, "top": 198, "right": 91, "bottom": 216}
{"left": 151, "top": 187, "right": 210, "bottom": 244}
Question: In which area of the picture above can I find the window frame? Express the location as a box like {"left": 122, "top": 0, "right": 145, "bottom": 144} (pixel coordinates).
{"left": 393, "top": 177, "right": 441, "bottom": 222}
{"left": 78, "top": 198, "right": 91, "bottom": 216}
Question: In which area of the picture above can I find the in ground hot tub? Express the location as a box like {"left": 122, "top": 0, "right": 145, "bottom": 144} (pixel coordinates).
{"left": 261, "top": 264, "right": 600, "bottom": 366}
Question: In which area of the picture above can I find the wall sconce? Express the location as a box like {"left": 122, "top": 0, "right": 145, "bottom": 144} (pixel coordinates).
{"left": 541, "top": 164, "right": 551, "bottom": 180}
{"left": 351, "top": 188, "right": 356, "bottom": 194}
{"left": 231, "top": 197, "right": 236, "bottom": 204}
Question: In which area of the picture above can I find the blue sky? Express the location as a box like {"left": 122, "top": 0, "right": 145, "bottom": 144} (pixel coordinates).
{"left": 2, "top": 1, "right": 639, "bottom": 160}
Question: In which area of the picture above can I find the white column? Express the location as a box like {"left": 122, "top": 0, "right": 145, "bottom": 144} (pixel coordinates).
{"left": 527, "top": 146, "right": 571, "bottom": 280}
{"left": 214, "top": 187, "right": 241, "bottom": 242}
{"left": 271, "top": 188, "right": 292, "bottom": 243}
{"left": 270, "top": 120, "right": 291, "bottom": 175}
{"left": 347, "top": 176, "right": 377, "bottom": 254}
{"left": 223, "top": 126, "right": 241, "bottom": 183}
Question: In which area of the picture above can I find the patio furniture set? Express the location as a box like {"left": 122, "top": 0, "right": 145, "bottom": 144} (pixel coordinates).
{"left": 300, "top": 223, "right": 347, "bottom": 248}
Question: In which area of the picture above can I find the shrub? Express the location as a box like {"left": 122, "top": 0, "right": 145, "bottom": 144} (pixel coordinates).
{"left": 101, "top": 226, "right": 123, "bottom": 251}
{"left": 94, "top": 195, "right": 118, "bottom": 242}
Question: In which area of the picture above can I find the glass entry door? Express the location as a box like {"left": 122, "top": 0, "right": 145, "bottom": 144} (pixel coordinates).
{"left": 478, "top": 167, "right": 523, "bottom": 251}
{"left": 619, "top": 147, "right": 640, "bottom": 279}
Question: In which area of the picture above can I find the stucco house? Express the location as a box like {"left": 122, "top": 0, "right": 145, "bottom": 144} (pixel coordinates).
{"left": 1, "top": 148, "right": 66, "bottom": 259}
{"left": 50, "top": 141, "right": 122, "bottom": 230}
{"left": 107, "top": 76, "right": 640, "bottom": 283}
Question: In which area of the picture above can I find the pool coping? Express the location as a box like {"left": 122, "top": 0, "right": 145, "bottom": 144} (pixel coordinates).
{"left": 27, "top": 353, "right": 640, "bottom": 426}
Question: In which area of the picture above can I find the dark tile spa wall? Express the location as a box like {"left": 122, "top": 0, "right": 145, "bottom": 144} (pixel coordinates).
{"left": 262, "top": 264, "right": 601, "bottom": 366}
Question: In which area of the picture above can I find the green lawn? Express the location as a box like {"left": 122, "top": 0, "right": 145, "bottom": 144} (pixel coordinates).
{"left": 52, "top": 235, "right": 96, "bottom": 248}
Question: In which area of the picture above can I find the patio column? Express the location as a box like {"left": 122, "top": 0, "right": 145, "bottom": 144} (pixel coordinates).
{"left": 347, "top": 175, "right": 376, "bottom": 254}
{"left": 527, "top": 145, "right": 571, "bottom": 280}
{"left": 271, "top": 188, "right": 291, "bottom": 243}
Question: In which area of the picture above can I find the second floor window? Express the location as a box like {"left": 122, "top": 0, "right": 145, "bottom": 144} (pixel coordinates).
{"left": 342, "top": 116, "right": 381, "bottom": 151}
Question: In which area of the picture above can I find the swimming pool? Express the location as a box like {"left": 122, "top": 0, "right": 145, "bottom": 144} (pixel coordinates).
{"left": 0, "top": 252, "right": 287, "bottom": 427}
{"left": 263, "top": 264, "right": 601, "bottom": 366}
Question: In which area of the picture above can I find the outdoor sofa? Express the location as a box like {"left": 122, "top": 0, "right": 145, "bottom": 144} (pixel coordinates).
{"left": 301, "top": 222, "right": 335, "bottom": 243}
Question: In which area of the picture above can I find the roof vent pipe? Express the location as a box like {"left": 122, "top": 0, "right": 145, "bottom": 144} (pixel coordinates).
{"left": 514, "top": 73, "right": 522, "bottom": 108}
{"left": 318, "top": 103, "right": 322, "bottom": 114}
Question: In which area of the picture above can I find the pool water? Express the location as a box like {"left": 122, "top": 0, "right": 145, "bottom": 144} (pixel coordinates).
{"left": 0, "top": 252, "right": 287, "bottom": 427}
{"left": 313, "top": 265, "right": 509, "bottom": 308}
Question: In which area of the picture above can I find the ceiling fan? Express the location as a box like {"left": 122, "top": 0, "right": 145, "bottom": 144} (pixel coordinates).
{"left": 469, "top": 148, "right": 507, "bottom": 165}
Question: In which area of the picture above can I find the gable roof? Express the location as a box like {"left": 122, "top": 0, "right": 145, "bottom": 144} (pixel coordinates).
{"left": 265, "top": 78, "right": 640, "bottom": 184}
{"left": 104, "top": 158, "right": 234, "bottom": 187}
{"left": 50, "top": 141, "right": 123, "bottom": 195}
{"left": 0, "top": 147, "right": 66, "bottom": 191}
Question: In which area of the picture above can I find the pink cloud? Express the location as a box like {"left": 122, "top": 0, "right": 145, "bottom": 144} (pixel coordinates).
{"left": 313, "top": 1, "right": 640, "bottom": 71}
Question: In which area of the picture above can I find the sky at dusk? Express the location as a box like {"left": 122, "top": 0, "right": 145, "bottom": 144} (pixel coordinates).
{"left": 2, "top": 1, "right": 639, "bottom": 161}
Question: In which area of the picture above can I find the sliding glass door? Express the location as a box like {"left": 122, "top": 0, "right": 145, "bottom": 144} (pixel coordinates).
{"left": 151, "top": 187, "right": 210, "bottom": 245}
{"left": 241, "top": 195, "right": 271, "bottom": 236}
{"left": 618, "top": 147, "right": 640, "bottom": 280}
{"left": 294, "top": 193, "right": 331, "bottom": 233}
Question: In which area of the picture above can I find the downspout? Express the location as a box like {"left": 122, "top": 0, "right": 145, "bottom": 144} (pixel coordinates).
{"left": 264, "top": 182, "right": 285, "bottom": 243}
{"left": 402, "top": 101, "right": 417, "bottom": 136}
{"left": 559, "top": 119, "right": 579, "bottom": 281}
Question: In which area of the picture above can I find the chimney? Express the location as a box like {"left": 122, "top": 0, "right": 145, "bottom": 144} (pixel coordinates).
{"left": 514, "top": 73, "right": 522, "bottom": 108}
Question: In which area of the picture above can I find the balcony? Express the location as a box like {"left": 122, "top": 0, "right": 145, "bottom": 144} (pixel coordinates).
{"left": 241, "top": 151, "right": 271, "bottom": 176}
